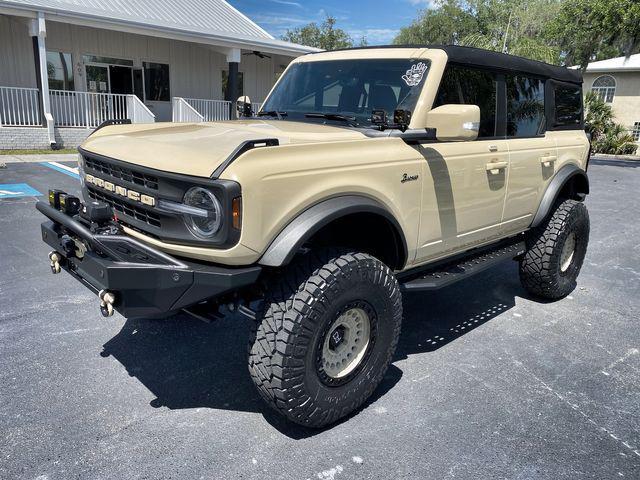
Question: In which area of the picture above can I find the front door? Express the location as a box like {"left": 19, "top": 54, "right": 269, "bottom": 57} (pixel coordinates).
{"left": 109, "top": 66, "right": 133, "bottom": 95}
{"left": 85, "top": 65, "right": 109, "bottom": 93}
{"left": 415, "top": 65, "right": 508, "bottom": 263}
{"left": 415, "top": 140, "right": 509, "bottom": 262}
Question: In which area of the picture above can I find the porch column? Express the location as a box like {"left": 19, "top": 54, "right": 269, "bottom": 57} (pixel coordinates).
{"left": 225, "top": 48, "right": 241, "bottom": 118}
{"left": 29, "top": 12, "right": 55, "bottom": 146}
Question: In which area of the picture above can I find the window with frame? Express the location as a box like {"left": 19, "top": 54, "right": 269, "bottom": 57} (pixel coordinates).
{"left": 261, "top": 59, "right": 429, "bottom": 127}
{"left": 222, "top": 71, "right": 244, "bottom": 100}
{"left": 46, "top": 51, "right": 74, "bottom": 91}
{"left": 83, "top": 55, "right": 133, "bottom": 66}
{"left": 143, "top": 62, "right": 170, "bottom": 101}
{"left": 506, "top": 75, "right": 545, "bottom": 137}
{"left": 632, "top": 122, "right": 640, "bottom": 142}
{"left": 591, "top": 75, "right": 616, "bottom": 103}
{"left": 434, "top": 65, "right": 498, "bottom": 138}
{"left": 554, "top": 85, "right": 582, "bottom": 127}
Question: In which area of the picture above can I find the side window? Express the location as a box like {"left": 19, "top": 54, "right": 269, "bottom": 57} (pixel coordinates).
{"left": 506, "top": 76, "right": 545, "bottom": 137}
{"left": 591, "top": 75, "right": 616, "bottom": 103}
{"left": 46, "top": 51, "right": 74, "bottom": 91}
{"left": 143, "top": 62, "right": 170, "bottom": 101}
{"left": 633, "top": 122, "right": 640, "bottom": 142}
{"left": 554, "top": 85, "right": 582, "bottom": 127}
{"left": 435, "top": 65, "right": 497, "bottom": 138}
{"left": 222, "top": 70, "right": 244, "bottom": 100}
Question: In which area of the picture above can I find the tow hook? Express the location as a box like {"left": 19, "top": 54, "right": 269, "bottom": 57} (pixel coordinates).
{"left": 98, "top": 289, "right": 116, "bottom": 317}
{"left": 48, "top": 251, "right": 61, "bottom": 274}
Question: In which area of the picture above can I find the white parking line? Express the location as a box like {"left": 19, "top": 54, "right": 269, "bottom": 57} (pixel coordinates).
{"left": 48, "top": 161, "right": 79, "bottom": 175}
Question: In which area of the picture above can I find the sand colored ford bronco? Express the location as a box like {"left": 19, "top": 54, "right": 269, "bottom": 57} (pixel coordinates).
{"left": 38, "top": 45, "right": 590, "bottom": 427}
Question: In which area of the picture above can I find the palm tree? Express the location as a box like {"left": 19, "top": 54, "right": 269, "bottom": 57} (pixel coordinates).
{"left": 462, "top": 33, "right": 558, "bottom": 64}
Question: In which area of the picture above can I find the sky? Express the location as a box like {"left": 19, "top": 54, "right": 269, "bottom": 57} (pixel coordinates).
{"left": 227, "top": 0, "right": 434, "bottom": 45}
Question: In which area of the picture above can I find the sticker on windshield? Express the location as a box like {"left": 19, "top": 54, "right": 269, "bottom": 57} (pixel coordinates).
{"left": 402, "top": 62, "right": 428, "bottom": 87}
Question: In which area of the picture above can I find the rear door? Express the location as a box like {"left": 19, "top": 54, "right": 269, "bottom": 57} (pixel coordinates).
{"left": 502, "top": 75, "right": 557, "bottom": 235}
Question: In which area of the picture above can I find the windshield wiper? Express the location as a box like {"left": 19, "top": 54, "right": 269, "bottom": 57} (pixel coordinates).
{"left": 257, "top": 110, "right": 287, "bottom": 120}
{"left": 304, "top": 112, "right": 359, "bottom": 127}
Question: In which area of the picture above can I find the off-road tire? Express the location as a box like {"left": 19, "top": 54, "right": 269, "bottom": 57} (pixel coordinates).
{"left": 520, "top": 198, "right": 590, "bottom": 299}
{"left": 248, "top": 250, "right": 402, "bottom": 428}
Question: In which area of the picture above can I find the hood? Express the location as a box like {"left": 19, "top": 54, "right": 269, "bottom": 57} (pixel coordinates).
{"left": 81, "top": 120, "right": 367, "bottom": 178}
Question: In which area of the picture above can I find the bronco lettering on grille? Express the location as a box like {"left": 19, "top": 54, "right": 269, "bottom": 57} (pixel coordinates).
{"left": 85, "top": 174, "right": 156, "bottom": 207}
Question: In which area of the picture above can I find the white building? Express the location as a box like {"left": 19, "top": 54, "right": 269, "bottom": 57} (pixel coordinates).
{"left": 0, "top": 0, "right": 317, "bottom": 149}
{"left": 581, "top": 53, "right": 640, "bottom": 145}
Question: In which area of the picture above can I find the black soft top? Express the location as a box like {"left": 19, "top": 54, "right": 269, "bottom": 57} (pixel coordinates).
{"left": 323, "top": 44, "right": 582, "bottom": 85}
{"left": 435, "top": 45, "right": 582, "bottom": 84}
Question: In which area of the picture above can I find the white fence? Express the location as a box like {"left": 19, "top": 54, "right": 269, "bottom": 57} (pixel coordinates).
{"left": 184, "top": 98, "right": 231, "bottom": 121}
{"left": 49, "top": 91, "right": 154, "bottom": 128}
{"left": 0, "top": 86, "right": 266, "bottom": 129}
{"left": 126, "top": 95, "right": 156, "bottom": 124}
{"left": 0, "top": 86, "right": 42, "bottom": 126}
{"left": 172, "top": 97, "right": 204, "bottom": 123}
{"left": 172, "top": 98, "right": 264, "bottom": 123}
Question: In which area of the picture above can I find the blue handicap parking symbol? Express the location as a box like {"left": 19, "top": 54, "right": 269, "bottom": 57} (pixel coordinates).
{"left": 0, "top": 183, "right": 42, "bottom": 199}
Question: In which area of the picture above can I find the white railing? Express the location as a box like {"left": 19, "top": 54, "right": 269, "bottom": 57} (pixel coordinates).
{"left": 172, "top": 98, "right": 265, "bottom": 122}
{"left": 172, "top": 97, "right": 204, "bottom": 123}
{"left": 50, "top": 90, "right": 128, "bottom": 128}
{"left": 0, "top": 86, "right": 42, "bottom": 126}
{"left": 183, "top": 98, "right": 231, "bottom": 121}
{"left": 49, "top": 90, "right": 155, "bottom": 128}
{"left": 127, "top": 95, "right": 156, "bottom": 124}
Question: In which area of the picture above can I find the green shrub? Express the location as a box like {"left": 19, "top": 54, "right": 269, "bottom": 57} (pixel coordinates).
{"left": 585, "top": 92, "right": 638, "bottom": 155}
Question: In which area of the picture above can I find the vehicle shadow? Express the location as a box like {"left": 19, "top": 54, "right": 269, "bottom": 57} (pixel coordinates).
{"left": 397, "top": 261, "right": 524, "bottom": 360}
{"left": 100, "top": 260, "right": 532, "bottom": 439}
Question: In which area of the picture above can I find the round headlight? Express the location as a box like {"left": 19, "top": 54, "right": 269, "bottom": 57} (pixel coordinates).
{"left": 183, "top": 187, "right": 223, "bottom": 239}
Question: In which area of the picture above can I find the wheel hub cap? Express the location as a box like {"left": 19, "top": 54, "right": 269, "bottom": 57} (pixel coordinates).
{"left": 560, "top": 232, "right": 576, "bottom": 272}
{"left": 322, "top": 307, "right": 371, "bottom": 379}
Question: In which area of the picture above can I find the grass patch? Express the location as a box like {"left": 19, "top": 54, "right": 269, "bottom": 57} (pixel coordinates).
{"left": 0, "top": 148, "right": 77, "bottom": 155}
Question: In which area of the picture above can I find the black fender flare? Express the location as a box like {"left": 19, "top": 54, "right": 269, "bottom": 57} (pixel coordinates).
{"left": 258, "top": 195, "right": 408, "bottom": 268}
{"left": 531, "top": 164, "right": 589, "bottom": 228}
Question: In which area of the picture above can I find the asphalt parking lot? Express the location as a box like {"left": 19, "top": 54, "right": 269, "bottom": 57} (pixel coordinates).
{"left": 0, "top": 157, "right": 638, "bottom": 479}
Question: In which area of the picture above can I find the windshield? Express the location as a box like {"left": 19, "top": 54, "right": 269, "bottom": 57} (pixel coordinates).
{"left": 261, "top": 58, "right": 430, "bottom": 127}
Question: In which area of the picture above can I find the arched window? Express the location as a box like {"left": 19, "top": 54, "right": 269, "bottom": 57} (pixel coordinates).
{"left": 592, "top": 75, "right": 616, "bottom": 103}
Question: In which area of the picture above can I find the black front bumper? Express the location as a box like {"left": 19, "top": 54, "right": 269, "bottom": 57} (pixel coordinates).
{"left": 37, "top": 202, "right": 261, "bottom": 318}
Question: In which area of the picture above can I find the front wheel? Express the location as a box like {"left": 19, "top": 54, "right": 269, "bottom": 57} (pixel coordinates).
{"left": 520, "top": 198, "right": 590, "bottom": 299}
{"left": 248, "top": 250, "right": 402, "bottom": 428}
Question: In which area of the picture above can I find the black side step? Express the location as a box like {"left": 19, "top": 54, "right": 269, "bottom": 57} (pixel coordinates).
{"left": 400, "top": 239, "right": 526, "bottom": 292}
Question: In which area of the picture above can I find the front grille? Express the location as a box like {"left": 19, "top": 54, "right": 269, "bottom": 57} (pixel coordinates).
{"left": 84, "top": 157, "right": 159, "bottom": 190}
{"left": 87, "top": 186, "right": 161, "bottom": 228}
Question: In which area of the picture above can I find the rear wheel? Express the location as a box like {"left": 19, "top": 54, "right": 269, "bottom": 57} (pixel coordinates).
{"left": 519, "top": 199, "right": 590, "bottom": 299}
{"left": 248, "top": 250, "right": 402, "bottom": 428}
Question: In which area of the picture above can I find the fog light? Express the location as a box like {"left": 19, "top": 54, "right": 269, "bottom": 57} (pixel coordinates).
{"left": 80, "top": 201, "right": 113, "bottom": 224}
{"left": 59, "top": 194, "right": 81, "bottom": 215}
{"left": 48, "top": 189, "right": 65, "bottom": 209}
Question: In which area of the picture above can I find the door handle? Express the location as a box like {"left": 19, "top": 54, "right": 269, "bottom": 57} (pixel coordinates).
{"left": 540, "top": 155, "right": 557, "bottom": 168}
{"left": 489, "top": 145, "right": 499, "bottom": 152}
{"left": 486, "top": 161, "right": 508, "bottom": 174}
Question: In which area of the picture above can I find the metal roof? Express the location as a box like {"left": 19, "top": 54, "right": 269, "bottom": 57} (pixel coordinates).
{"left": 584, "top": 53, "right": 640, "bottom": 73}
{"left": 0, "top": 0, "right": 318, "bottom": 56}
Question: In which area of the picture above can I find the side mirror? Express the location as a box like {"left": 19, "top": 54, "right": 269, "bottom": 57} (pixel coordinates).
{"left": 425, "top": 104, "right": 480, "bottom": 141}
{"left": 236, "top": 95, "right": 252, "bottom": 118}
